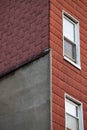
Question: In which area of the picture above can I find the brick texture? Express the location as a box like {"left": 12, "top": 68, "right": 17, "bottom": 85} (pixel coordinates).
{"left": 0, "top": 0, "right": 49, "bottom": 74}
{"left": 50, "top": 0, "right": 87, "bottom": 130}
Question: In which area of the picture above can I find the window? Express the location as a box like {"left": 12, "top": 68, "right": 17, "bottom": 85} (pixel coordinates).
{"left": 63, "top": 11, "right": 80, "bottom": 69}
{"left": 65, "top": 94, "right": 84, "bottom": 130}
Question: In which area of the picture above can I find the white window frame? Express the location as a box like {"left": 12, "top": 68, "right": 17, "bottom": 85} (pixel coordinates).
{"left": 65, "top": 94, "right": 84, "bottom": 130}
{"left": 63, "top": 11, "right": 81, "bottom": 69}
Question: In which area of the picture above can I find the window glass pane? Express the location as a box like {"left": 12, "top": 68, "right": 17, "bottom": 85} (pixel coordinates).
{"left": 63, "top": 17, "right": 75, "bottom": 42}
{"left": 64, "top": 38, "right": 76, "bottom": 62}
{"left": 66, "top": 100, "right": 77, "bottom": 117}
{"left": 66, "top": 114, "right": 79, "bottom": 130}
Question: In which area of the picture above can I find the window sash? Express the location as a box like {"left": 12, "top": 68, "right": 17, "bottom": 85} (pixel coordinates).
{"left": 65, "top": 99, "right": 79, "bottom": 118}
{"left": 66, "top": 113, "right": 79, "bottom": 130}
{"left": 66, "top": 112, "right": 79, "bottom": 120}
{"left": 64, "top": 36, "right": 76, "bottom": 62}
{"left": 63, "top": 16, "right": 75, "bottom": 42}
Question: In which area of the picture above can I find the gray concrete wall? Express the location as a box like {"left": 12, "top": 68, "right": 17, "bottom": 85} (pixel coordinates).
{"left": 0, "top": 54, "right": 50, "bottom": 130}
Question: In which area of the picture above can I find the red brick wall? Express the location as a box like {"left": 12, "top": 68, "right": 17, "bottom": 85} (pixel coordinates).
{"left": 50, "top": 0, "right": 87, "bottom": 130}
{"left": 0, "top": 0, "right": 49, "bottom": 74}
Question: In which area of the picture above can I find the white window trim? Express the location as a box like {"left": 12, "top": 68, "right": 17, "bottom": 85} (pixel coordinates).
{"left": 62, "top": 11, "right": 81, "bottom": 69}
{"left": 65, "top": 93, "right": 84, "bottom": 130}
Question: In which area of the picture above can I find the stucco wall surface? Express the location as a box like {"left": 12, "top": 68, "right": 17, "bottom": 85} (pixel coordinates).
{"left": 0, "top": 54, "right": 50, "bottom": 130}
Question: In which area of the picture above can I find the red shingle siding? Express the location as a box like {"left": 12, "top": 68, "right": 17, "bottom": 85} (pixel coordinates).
{"left": 50, "top": 0, "right": 87, "bottom": 130}
{"left": 0, "top": 0, "right": 49, "bottom": 74}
